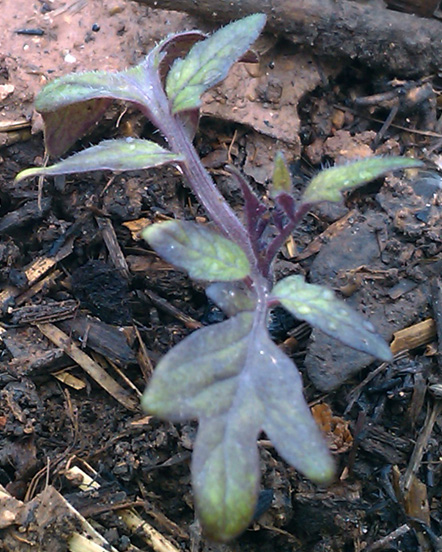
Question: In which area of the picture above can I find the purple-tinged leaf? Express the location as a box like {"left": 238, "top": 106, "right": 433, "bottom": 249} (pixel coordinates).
{"left": 141, "top": 313, "right": 255, "bottom": 421}
{"left": 270, "top": 151, "right": 292, "bottom": 198}
{"left": 273, "top": 192, "right": 296, "bottom": 222}
{"left": 142, "top": 310, "right": 333, "bottom": 540}
{"left": 206, "top": 281, "right": 256, "bottom": 317}
{"left": 41, "top": 98, "right": 112, "bottom": 158}
{"left": 227, "top": 165, "right": 268, "bottom": 244}
{"left": 252, "top": 328, "right": 334, "bottom": 483}
{"left": 35, "top": 68, "right": 155, "bottom": 156}
{"left": 193, "top": 408, "right": 261, "bottom": 542}
{"left": 176, "top": 108, "right": 200, "bottom": 141}
{"left": 302, "top": 156, "right": 423, "bottom": 204}
{"left": 142, "top": 31, "right": 205, "bottom": 140}
{"left": 166, "top": 14, "right": 266, "bottom": 114}
{"left": 272, "top": 275, "right": 393, "bottom": 361}
{"left": 15, "top": 138, "right": 183, "bottom": 182}
{"left": 142, "top": 221, "right": 251, "bottom": 282}
{"left": 150, "top": 31, "right": 206, "bottom": 79}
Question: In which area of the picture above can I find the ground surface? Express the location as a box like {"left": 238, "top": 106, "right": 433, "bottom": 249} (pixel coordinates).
{"left": 0, "top": 2, "right": 442, "bottom": 551}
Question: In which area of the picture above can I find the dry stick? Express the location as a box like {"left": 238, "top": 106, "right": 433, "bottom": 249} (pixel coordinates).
{"left": 134, "top": 0, "right": 442, "bottom": 77}
{"left": 403, "top": 399, "right": 442, "bottom": 491}
{"left": 66, "top": 466, "right": 182, "bottom": 552}
{"left": 38, "top": 323, "right": 139, "bottom": 411}
{"left": 144, "top": 288, "right": 202, "bottom": 330}
{"left": 0, "top": 241, "right": 73, "bottom": 312}
{"left": 365, "top": 523, "right": 411, "bottom": 552}
{"left": 95, "top": 216, "right": 130, "bottom": 278}
{"left": 431, "top": 278, "right": 442, "bottom": 371}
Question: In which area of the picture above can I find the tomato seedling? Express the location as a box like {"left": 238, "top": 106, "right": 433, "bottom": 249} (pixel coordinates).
{"left": 17, "top": 14, "right": 421, "bottom": 541}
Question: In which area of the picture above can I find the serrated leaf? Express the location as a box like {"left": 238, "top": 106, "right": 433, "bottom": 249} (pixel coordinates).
{"left": 142, "top": 311, "right": 333, "bottom": 540}
{"left": 206, "top": 281, "right": 256, "bottom": 316}
{"left": 302, "top": 156, "right": 423, "bottom": 204}
{"left": 15, "top": 139, "right": 183, "bottom": 182}
{"left": 166, "top": 14, "right": 266, "bottom": 113}
{"left": 142, "top": 221, "right": 251, "bottom": 282}
{"left": 272, "top": 275, "right": 393, "bottom": 361}
{"left": 270, "top": 151, "right": 292, "bottom": 198}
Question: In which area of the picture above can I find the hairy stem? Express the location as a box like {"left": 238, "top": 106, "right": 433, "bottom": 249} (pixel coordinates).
{"left": 138, "top": 73, "right": 259, "bottom": 275}
{"left": 166, "top": 114, "right": 257, "bottom": 269}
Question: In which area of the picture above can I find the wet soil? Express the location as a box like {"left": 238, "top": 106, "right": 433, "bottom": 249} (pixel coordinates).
{"left": 1, "top": 2, "right": 442, "bottom": 552}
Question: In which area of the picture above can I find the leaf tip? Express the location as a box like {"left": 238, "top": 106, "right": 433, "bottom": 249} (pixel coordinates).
{"left": 140, "top": 222, "right": 158, "bottom": 244}
{"left": 375, "top": 340, "right": 394, "bottom": 363}
{"left": 14, "top": 168, "right": 40, "bottom": 183}
{"left": 302, "top": 155, "right": 424, "bottom": 205}
{"left": 306, "top": 456, "right": 336, "bottom": 485}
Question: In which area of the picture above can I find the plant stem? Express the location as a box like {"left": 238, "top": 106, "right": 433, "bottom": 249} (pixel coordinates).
{"left": 138, "top": 72, "right": 258, "bottom": 273}
{"left": 263, "top": 202, "right": 311, "bottom": 274}
{"left": 166, "top": 114, "right": 257, "bottom": 268}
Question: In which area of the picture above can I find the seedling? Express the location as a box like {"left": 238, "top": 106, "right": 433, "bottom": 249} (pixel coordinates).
{"left": 16, "top": 14, "right": 422, "bottom": 542}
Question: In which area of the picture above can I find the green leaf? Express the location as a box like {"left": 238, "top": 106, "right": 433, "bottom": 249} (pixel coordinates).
{"left": 193, "top": 408, "right": 260, "bottom": 542}
{"left": 142, "top": 221, "right": 251, "bottom": 282}
{"left": 15, "top": 138, "right": 183, "bottom": 182}
{"left": 35, "top": 70, "right": 146, "bottom": 114}
{"left": 166, "top": 14, "right": 266, "bottom": 113}
{"left": 272, "top": 275, "right": 393, "bottom": 361}
{"left": 270, "top": 151, "right": 292, "bottom": 198}
{"left": 302, "top": 156, "right": 423, "bottom": 204}
{"left": 142, "top": 311, "right": 333, "bottom": 540}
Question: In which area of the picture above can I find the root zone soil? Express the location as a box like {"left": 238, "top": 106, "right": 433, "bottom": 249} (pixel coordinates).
{"left": 1, "top": 2, "right": 442, "bottom": 551}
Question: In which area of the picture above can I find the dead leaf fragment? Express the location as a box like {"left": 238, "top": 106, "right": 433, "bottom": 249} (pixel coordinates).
{"left": 312, "top": 403, "right": 353, "bottom": 454}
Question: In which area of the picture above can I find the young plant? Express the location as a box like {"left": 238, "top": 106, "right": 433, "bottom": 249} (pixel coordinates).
{"left": 16, "top": 14, "right": 422, "bottom": 542}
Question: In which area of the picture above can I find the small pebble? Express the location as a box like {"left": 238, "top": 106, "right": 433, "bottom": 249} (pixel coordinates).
{"left": 92, "top": 23, "right": 100, "bottom": 32}
{"left": 109, "top": 5, "right": 125, "bottom": 15}
{"left": 64, "top": 53, "right": 76, "bottom": 64}
{"left": 0, "top": 84, "right": 14, "bottom": 101}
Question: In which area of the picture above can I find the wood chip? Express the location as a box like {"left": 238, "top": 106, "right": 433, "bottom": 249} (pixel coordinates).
{"left": 390, "top": 318, "right": 437, "bottom": 354}
{"left": 37, "top": 323, "right": 138, "bottom": 411}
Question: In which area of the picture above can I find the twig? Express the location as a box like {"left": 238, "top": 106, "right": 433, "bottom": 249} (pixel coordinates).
{"left": 134, "top": 0, "right": 442, "bottom": 77}
{"left": 66, "top": 466, "right": 182, "bottom": 552}
{"left": 365, "top": 523, "right": 410, "bottom": 552}
{"left": 403, "top": 399, "right": 442, "bottom": 491}
{"left": 95, "top": 216, "right": 130, "bottom": 278}
{"left": 38, "top": 323, "right": 139, "bottom": 411}
{"left": 144, "top": 289, "right": 202, "bottom": 330}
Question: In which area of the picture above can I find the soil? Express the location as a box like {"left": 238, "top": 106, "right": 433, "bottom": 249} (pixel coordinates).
{"left": 1, "top": 2, "right": 442, "bottom": 552}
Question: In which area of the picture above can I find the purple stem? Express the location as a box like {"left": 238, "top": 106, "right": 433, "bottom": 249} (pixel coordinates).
{"left": 145, "top": 82, "right": 257, "bottom": 269}
{"left": 263, "top": 202, "right": 312, "bottom": 275}
{"left": 137, "top": 72, "right": 263, "bottom": 279}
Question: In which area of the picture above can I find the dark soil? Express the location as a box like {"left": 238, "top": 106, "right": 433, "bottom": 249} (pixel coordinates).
{"left": 1, "top": 3, "right": 442, "bottom": 552}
